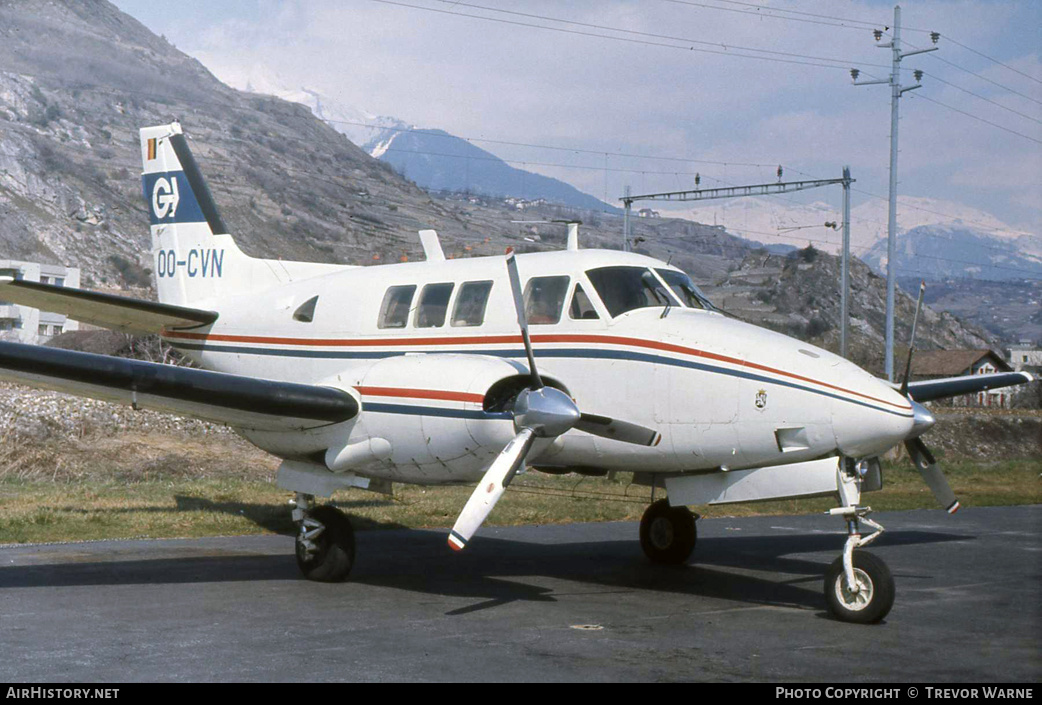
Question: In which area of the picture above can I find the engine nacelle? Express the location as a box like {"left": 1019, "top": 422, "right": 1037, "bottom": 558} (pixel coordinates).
{"left": 244, "top": 354, "right": 569, "bottom": 484}
{"left": 354, "top": 354, "right": 570, "bottom": 483}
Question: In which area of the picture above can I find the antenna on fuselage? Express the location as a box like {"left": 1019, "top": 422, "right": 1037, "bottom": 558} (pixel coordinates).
{"left": 509, "top": 219, "right": 583, "bottom": 251}
{"left": 418, "top": 229, "right": 445, "bottom": 261}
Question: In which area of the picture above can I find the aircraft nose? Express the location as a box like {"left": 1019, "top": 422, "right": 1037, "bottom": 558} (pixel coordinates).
{"left": 830, "top": 364, "right": 917, "bottom": 458}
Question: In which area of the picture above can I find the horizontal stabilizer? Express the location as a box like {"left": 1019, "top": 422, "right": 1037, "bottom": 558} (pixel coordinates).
{"left": 906, "top": 372, "right": 1034, "bottom": 403}
{"left": 0, "top": 277, "right": 217, "bottom": 335}
{"left": 0, "top": 341, "right": 358, "bottom": 431}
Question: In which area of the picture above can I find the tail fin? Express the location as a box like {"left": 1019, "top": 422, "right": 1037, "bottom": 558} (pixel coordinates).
{"left": 140, "top": 122, "right": 352, "bottom": 306}
{"left": 141, "top": 122, "right": 246, "bottom": 306}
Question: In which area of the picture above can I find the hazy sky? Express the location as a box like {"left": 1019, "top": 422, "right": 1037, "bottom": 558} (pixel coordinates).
{"left": 113, "top": 0, "right": 1041, "bottom": 241}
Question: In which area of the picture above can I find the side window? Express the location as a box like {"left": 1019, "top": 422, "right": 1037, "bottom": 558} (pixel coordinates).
{"left": 451, "top": 280, "right": 493, "bottom": 327}
{"left": 523, "top": 275, "right": 569, "bottom": 325}
{"left": 569, "top": 283, "right": 600, "bottom": 320}
{"left": 378, "top": 285, "right": 416, "bottom": 329}
{"left": 416, "top": 282, "right": 454, "bottom": 328}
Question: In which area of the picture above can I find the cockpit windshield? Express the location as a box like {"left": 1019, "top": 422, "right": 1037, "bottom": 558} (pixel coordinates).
{"left": 655, "top": 269, "right": 716, "bottom": 311}
{"left": 586, "top": 266, "right": 678, "bottom": 318}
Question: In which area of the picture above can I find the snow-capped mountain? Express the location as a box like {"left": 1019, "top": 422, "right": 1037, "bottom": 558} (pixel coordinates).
{"left": 217, "top": 69, "right": 616, "bottom": 213}
{"left": 658, "top": 195, "right": 1040, "bottom": 282}
{"left": 361, "top": 126, "right": 618, "bottom": 213}
{"left": 217, "top": 66, "right": 407, "bottom": 148}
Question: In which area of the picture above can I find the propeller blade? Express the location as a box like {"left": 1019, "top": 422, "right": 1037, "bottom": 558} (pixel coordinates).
{"left": 576, "top": 413, "right": 662, "bottom": 447}
{"left": 905, "top": 437, "right": 960, "bottom": 514}
{"left": 900, "top": 281, "right": 926, "bottom": 395}
{"left": 505, "top": 250, "right": 542, "bottom": 390}
{"left": 448, "top": 428, "right": 536, "bottom": 551}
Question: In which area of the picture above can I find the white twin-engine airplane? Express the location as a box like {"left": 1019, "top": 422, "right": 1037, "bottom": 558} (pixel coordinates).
{"left": 0, "top": 123, "right": 1032, "bottom": 623}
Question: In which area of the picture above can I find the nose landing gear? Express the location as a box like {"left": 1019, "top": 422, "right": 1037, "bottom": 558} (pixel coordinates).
{"left": 291, "top": 492, "right": 355, "bottom": 582}
{"left": 824, "top": 462, "right": 894, "bottom": 623}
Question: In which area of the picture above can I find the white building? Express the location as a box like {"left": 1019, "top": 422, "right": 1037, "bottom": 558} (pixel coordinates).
{"left": 0, "top": 260, "right": 80, "bottom": 344}
{"left": 1006, "top": 343, "right": 1042, "bottom": 371}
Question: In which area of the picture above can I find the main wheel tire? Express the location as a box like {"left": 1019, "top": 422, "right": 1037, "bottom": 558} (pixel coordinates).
{"left": 295, "top": 505, "right": 355, "bottom": 582}
{"left": 824, "top": 550, "right": 895, "bottom": 624}
{"left": 639, "top": 498, "right": 696, "bottom": 565}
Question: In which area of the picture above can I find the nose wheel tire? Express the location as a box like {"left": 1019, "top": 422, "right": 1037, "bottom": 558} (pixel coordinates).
{"left": 824, "top": 550, "right": 894, "bottom": 624}
{"left": 295, "top": 505, "right": 355, "bottom": 582}
{"left": 639, "top": 498, "right": 696, "bottom": 565}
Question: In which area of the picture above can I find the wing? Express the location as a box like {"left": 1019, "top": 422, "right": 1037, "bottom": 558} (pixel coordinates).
{"left": 0, "top": 341, "right": 357, "bottom": 431}
{"left": 906, "top": 371, "right": 1034, "bottom": 403}
{"left": 0, "top": 277, "right": 217, "bottom": 335}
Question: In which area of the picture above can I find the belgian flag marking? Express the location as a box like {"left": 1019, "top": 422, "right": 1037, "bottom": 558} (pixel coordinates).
{"left": 146, "top": 138, "right": 157, "bottom": 161}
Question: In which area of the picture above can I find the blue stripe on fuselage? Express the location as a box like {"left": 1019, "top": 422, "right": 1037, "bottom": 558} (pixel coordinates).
{"left": 170, "top": 341, "right": 912, "bottom": 418}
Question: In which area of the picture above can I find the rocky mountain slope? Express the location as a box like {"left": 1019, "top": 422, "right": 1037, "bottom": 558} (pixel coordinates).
{"left": 863, "top": 224, "right": 1042, "bottom": 283}
{"left": 0, "top": 0, "right": 625, "bottom": 284}
{"left": 703, "top": 245, "right": 994, "bottom": 375}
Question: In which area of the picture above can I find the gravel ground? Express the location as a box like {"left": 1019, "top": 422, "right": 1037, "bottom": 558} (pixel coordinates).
{"left": 0, "top": 383, "right": 235, "bottom": 441}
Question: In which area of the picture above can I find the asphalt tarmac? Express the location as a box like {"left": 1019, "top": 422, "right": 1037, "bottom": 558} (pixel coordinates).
{"left": 1, "top": 505, "right": 1039, "bottom": 682}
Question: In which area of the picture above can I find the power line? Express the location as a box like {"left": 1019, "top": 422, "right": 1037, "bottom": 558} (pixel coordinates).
{"left": 383, "top": 2, "right": 1042, "bottom": 148}
{"left": 664, "top": 0, "right": 1042, "bottom": 90}
{"left": 430, "top": 0, "right": 893, "bottom": 70}
{"left": 905, "top": 91, "right": 1042, "bottom": 145}
{"left": 926, "top": 34, "right": 1042, "bottom": 86}
{"left": 380, "top": 145, "right": 709, "bottom": 177}
{"left": 905, "top": 38, "right": 1042, "bottom": 108}
{"left": 922, "top": 71, "right": 1042, "bottom": 126}
{"left": 320, "top": 117, "right": 781, "bottom": 168}
{"left": 368, "top": 0, "right": 876, "bottom": 72}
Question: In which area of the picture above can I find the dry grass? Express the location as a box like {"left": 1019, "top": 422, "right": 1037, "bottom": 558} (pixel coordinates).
{"left": 0, "top": 431, "right": 1038, "bottom": 545}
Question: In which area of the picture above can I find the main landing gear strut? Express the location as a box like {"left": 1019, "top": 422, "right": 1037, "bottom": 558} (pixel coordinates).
{"left": 291, "top": 492, "right": 355, "bottom": 582}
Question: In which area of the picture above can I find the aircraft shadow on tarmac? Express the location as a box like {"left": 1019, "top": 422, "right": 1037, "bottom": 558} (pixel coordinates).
{"left": 0, "top": 524, "right": 969, "bottom": 615}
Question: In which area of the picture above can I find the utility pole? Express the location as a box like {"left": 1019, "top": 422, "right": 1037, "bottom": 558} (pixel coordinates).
{"left": 841, "top": 166, "right": 852, "bottom": 359}
{"left": 623, "top": 184, "right": 632, "bottom": 252}
{"left": 851, "top": 4, "right": 938, "bottom": 381}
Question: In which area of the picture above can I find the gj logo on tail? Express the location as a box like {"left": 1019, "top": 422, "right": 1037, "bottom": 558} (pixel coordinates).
{"left": 152, "top": 177, "right": 180, "bottom": 219}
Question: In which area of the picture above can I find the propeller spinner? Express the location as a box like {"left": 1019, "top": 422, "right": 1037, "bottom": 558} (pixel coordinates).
{"left": 448, "top": 251, "right": 661, "bottom": 551}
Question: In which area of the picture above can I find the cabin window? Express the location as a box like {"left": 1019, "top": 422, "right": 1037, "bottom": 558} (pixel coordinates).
{"left": 586, "top": 266, "right": 676, "bottom": 318}
{"left": 452, "top": 280, "right": 493, "bottom": 327}
{"left": 655, "top": 269, "right": 714, "bottom": 310}
{"left": 378, "top": 285, "right": 416, "bottom": 329}
{"left": 416, "top": 282, "right": 455, "bottom": 328}
{"left": 523, "top": 276, "right": 569, "bottom": 325}
{"left": 569, "top": 283, "right": 600, "bottom": 320}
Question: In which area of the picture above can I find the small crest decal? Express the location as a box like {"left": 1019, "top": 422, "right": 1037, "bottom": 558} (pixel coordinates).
{"left": 754, "top": 389, "right": 768, "bottom": 410}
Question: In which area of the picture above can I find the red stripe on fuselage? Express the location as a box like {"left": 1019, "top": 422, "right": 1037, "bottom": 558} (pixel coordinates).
{"left": 357, "top": 386, "right": 484, "bottom": 404}
{"left": 163, "top": 330, "right": 910, "bottom": 411}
